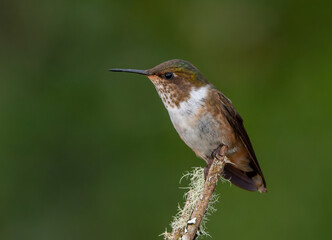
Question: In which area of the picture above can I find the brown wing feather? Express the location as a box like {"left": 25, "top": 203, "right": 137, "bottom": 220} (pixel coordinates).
{"left": 216, "top": 90, "right": 266, "bottom": 187}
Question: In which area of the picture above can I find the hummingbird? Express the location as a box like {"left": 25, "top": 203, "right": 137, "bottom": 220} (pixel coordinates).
{"left": 109, "top": 59, "right": 267, "bottom": 193}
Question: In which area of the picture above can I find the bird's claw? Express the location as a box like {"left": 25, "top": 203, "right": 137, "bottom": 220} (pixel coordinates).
{"left": 212, "top": 144, "right": 225, "bottom": 161}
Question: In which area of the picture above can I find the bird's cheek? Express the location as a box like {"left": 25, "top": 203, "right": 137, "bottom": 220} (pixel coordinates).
{"left": 147, "top": 75, "right": 160, "bottom": 82}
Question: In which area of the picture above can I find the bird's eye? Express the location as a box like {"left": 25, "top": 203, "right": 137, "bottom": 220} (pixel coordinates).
{"left": 164, "top": 72, "right": 173, "bottom": 80}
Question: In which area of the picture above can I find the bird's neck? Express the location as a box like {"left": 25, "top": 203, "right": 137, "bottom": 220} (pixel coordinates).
{"left": 159, "top": 84, "right": 210, "bottom": 112}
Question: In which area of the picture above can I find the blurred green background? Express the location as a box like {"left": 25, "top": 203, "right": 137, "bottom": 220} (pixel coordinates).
{"left": 1, "top": 0, "right": 331, "bottom": 239}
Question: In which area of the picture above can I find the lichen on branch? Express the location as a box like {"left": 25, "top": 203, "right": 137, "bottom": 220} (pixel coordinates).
{"left": 162, "top": 146, "right": 228, "bottom": 240}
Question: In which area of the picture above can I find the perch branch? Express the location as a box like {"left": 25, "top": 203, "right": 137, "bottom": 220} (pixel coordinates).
{"left": 164, "top": 145, "right": 227, "bottom": 240}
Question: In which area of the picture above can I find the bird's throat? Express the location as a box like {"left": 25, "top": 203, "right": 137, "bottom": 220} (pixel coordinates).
{"left": 148, "top": 75, "right": 208, "bottom": 109}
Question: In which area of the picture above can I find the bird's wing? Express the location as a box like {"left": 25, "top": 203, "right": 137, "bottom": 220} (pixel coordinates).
{"left": 215, "top": 90, "right": 266, "bottom": 186}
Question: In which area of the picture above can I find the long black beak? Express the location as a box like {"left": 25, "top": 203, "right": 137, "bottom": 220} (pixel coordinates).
{"left": 108, "top": 68, "right": 150, "bottom": 75}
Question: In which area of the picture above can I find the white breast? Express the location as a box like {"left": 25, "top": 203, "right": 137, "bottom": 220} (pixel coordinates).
{"left": 164, "top": 85, "right": 221, "bottom": 159}
{"left": 167, "top": 85, "right": 208, "bottom": 124}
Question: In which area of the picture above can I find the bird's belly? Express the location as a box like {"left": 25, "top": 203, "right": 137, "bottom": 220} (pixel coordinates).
{"left": 169, "top": 111, "right": 222, "bottom": 159}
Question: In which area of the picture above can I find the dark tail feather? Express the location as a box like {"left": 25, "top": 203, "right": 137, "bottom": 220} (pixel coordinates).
{"left": 223, "top": 164, "right": 258, "bottom": 191}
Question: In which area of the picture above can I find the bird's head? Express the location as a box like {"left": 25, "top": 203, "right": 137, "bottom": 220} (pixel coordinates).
{"left": 109, "top": 59, "right": 208, "bottom": 108}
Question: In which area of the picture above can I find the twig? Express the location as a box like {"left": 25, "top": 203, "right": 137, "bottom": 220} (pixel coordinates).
{"left": 164, "top": 145, "right": 227, "bottom": 240}
{"left": 182, "top": 146, "right": 227, "bottom": 240}
{"left": 171, "top": 190, "right": 194, "bottom": 239}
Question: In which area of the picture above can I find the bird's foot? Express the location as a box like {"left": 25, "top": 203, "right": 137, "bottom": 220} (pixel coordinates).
{"left": 212, "top": 144, "right": 225, "bottom": 161}
{"left": 205, "top": 145, "right": 227, "bottom": 180}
